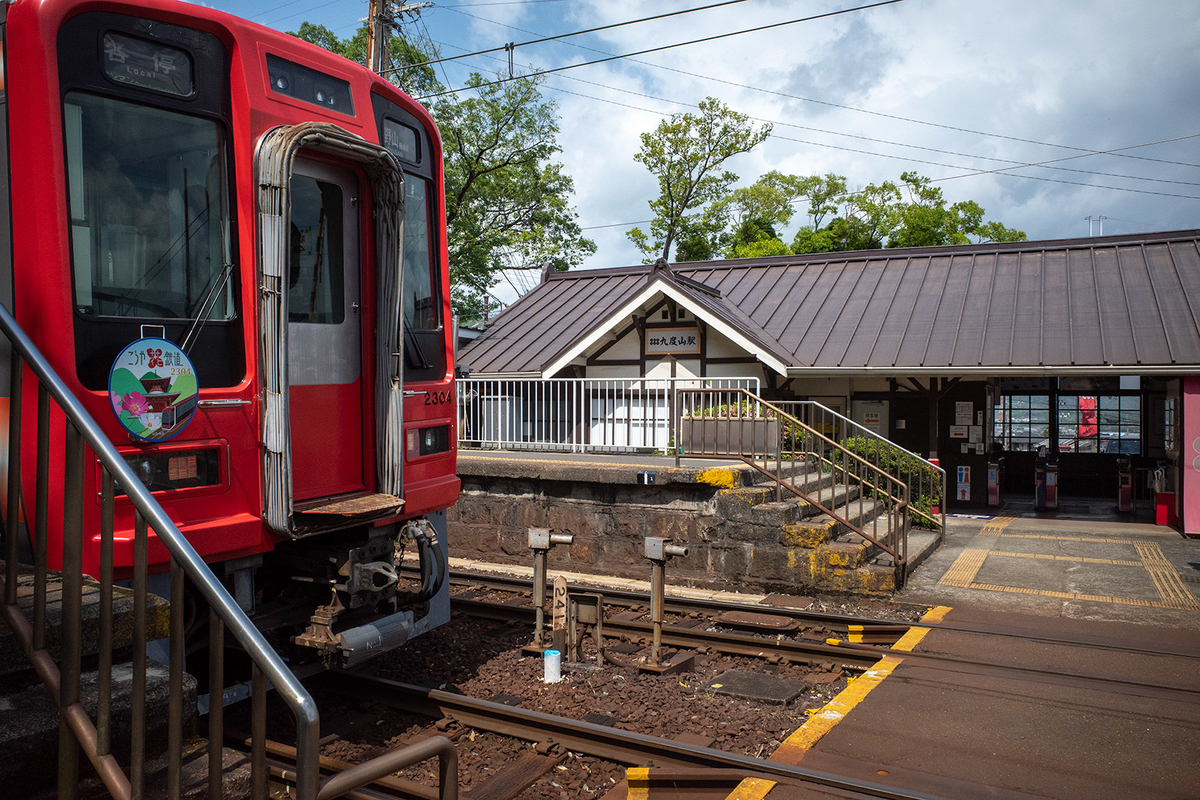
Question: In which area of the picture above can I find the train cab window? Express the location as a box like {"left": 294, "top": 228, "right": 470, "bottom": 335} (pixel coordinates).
{"left": 63, "top": 92, "right": 233, "bottom": 321}
{"left": 288, "top": 177, "right": 345, "bottom": 324}
{"left": 404, "top": 176, "right": 437, "bottom": 331}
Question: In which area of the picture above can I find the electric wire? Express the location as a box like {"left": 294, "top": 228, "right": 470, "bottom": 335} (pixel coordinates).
{"left": 415, "top": 1, "right": 907, "bottom": 99}
{"left": 423, "top": 33, "right": 1200, "bottom": 198}
{"left": 393, "top": 0, "right": 751, "bottom": 73}
{"left": 435, "top": 2, "right": 1200, "bottom": 171}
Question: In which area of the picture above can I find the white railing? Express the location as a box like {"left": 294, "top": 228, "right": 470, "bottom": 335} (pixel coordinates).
{"left": 456, "top": 376, "right": 760, "bottom": 453}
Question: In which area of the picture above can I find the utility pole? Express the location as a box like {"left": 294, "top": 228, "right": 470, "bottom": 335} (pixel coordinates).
{"left": 366, "top": 1, "right": 434, "bottom": 77}
{"left": 366, "top": 0, "right": 391, "bottom": 75}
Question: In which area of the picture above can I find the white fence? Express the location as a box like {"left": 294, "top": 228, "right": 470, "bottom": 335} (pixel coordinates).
{"left": 456, "top": 376, "right": 760, "bottom": 453}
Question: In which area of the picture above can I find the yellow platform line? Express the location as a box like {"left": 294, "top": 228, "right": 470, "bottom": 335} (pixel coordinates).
{"left": 938, "top": 548, "right": 989, "bottom": 587}
{"left": 766, "top": 606, "right": 951, "bottom": 768}
{"left": 626, "top": 767, "right": 650, "bottom": 800}
{"left": 1135, "top": 543, "right": 1200, "bottom": 611}
{"left": 724, "top": 777, "right": 776, "bottom": 799}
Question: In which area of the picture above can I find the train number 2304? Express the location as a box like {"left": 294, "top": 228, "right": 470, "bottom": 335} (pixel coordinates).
{"left": 423, "top": 390, "right": 452, "bottom": 406}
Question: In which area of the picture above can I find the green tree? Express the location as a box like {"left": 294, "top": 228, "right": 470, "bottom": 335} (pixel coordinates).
{"left": 290, "top": 25, "right": 594, "bottom": 317}
{"left": 289, "top": 22, "right": 440, "bottom": 98}
{"left": 433, "top": 74, "right": 595, "bottom": 315}
{"left": 788, "top": 172, "right": 1025, "bottom": 254}
{"left": 627, "top": 98, "right": 771, "bottom": 262}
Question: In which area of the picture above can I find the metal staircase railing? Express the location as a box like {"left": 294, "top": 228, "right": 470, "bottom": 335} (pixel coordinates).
{"left": 0, "top": 303, "right": 457, "bottom": 800}
{"left": 674, "top": 388, "right": 910, "bottom": 585}
{"left": 776, "top": 401, "right": 946, "bottom": 531}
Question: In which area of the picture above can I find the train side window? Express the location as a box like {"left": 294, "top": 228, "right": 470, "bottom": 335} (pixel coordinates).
{"left": 63, "top": 92, "right": 234, "bottom": 321}
{"left": 404, "top": 175, "right": 437, "bottom": 331}
{"left": 288, "top": 177, "right": 345, "bottom": 324}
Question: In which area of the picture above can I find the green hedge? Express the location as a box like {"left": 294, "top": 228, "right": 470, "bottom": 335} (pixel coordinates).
{"left": 837, "top": 436, "right": 944, "bottom": 529}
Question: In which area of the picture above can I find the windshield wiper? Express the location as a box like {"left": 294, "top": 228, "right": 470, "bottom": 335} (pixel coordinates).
{"left": 179, "top": 261, "right": 233, "bottom": 354}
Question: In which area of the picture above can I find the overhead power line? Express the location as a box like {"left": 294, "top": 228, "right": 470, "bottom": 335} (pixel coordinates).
{"left": 393, "top": 0, "right": 750, "bottom": 73}
{"left": 439, "top": 2, "right": 1200, "bottom": 171}
{"left": 428, "top": 34, "right": 1200, "bottom": 193}
{"left": 415, "top": 0, "right": 906, "bottom": 99}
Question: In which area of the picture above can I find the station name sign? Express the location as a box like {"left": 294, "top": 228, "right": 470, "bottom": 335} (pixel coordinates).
{"left": 646, "top": 327, "right": 700, "bottom": 354}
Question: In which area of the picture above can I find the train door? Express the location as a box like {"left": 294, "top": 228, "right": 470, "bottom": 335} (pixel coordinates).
{"left": 287, "top": 159, "right": 364, "bottom": 500}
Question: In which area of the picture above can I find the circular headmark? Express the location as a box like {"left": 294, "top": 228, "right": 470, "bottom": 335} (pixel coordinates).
{"left": 108, "top": 338, "right": 199, "bottom": 442}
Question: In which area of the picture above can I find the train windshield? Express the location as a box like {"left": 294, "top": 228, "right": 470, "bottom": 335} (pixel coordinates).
{"left": 63, "top": 92, "right": 234, "bottom": 320}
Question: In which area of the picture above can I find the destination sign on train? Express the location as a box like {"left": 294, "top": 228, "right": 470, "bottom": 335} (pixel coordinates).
{"left": 102, "top": 33, "right": 193, "bottom": 97}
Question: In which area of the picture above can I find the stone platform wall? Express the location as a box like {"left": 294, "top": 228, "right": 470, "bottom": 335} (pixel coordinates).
{"left": 448, "top": 455, "right": 898, "bottom": 594}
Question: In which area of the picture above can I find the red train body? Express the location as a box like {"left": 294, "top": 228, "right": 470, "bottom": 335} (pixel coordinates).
{"left": 0, "top": 0, "right": 459, "bottom": 664}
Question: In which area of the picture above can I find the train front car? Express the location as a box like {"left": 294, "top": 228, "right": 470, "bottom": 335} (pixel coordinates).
{"left": 4, "top": 0, "right": 459, "bottom": 667}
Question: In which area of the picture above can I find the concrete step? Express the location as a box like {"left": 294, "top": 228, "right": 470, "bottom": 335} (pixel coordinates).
{"left": 0, "top": 562, "right": 171, "bottom": 680}
{"left": 0, "top": 658, "right": 198, "bottom": 789}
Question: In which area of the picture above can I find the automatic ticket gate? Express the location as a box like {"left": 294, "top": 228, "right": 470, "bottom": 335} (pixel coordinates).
{"left": 1034, "top": 449, "right": 1058, "bottom": 511}
{"left": 1117, "top": 456, "right": 1133, "bottom": 513}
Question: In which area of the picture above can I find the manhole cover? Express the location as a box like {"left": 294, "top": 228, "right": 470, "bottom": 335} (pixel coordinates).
{"left": 705, "top": 669, "right": 807, "bottom": 705}
{"left": 714, "top": 610, "right": 800, "bottom": 632}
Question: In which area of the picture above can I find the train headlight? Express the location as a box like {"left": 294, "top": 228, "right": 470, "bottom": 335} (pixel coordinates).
{"left": 119, "top": 448, "right": 220, "bottom": 495}
{"left": 406, "top": 425, "right": 450, "bottom": 459}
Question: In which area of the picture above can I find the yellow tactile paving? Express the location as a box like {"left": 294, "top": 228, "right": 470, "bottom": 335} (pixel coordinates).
{"left": 995, "top": 532, "right": 1137, "bottom": 544}
{"left": 936, "top": 516, "right": 1196, "bottom": 610}
{"left": 938, "top": 548, "right": 990, "bottom": 588}
{"left": 1135, "top": 543, "right": 1200, "bottom": 611}
{"left": 966, "top": 583, "right": 1179, "bottom": 608}
{"left": 988, "top": 550, "right": 1143, "bottom": 567}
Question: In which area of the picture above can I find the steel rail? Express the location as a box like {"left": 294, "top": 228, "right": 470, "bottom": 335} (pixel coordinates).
{"left": 443, "top": 569, "right": 1200, "bottom": 661}
{"left": 434, "top": 568, "right": 920, "bottom": 631}
{"left": 454, "top": 597, "right": 880, "bottom": 670}
{"left": 327, "top": 674, "right": 956, "bottom": 800}
{"left": 820, "top": 640, "right": 1200, "bottom": 697}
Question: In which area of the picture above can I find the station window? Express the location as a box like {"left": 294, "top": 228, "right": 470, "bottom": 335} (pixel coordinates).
{"left": 993, "top": 395, "right": 1050, "bottom": 451}
{"left": 1058, "top": 395, "right": 1140, "bottom": 454}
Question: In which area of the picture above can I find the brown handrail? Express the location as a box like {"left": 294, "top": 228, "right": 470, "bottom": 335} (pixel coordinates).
{"left": 673, "top": 388, "right": 910, "bottom": 584}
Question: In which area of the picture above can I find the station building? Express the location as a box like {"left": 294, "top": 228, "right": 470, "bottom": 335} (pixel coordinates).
{"left": 458, "top": 229, "right": 1200, "bottom": 534}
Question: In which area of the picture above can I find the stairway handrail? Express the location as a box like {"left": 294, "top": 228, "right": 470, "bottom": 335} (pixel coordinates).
{"left": 0, "top": 303, "right": 325, "bottom": 797}
{"left": 779, "top": 400, "right": 946, "bottom": 530}
{"left": 674, "top": 388, "right": 909, "bottom": 576}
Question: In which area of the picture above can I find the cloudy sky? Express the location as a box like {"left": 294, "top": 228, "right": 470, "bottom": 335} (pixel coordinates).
{"left": 208, "top": 0, "right": 1200, "bottom": 297}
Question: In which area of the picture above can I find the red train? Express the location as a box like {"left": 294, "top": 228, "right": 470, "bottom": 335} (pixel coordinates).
{"left": 0, "top": 0, "right": 459, "bottom": 665}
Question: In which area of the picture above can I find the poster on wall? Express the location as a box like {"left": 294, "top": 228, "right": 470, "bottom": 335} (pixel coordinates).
{"left": 955, "top": 401, "right": 973, "bottom": 425}
{"left": 949, "top": 425, "right": 968, "bottom": 439}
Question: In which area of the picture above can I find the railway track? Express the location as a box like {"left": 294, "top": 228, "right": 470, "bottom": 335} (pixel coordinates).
{"left": 313, "top": 672, "right": 956, "bottom": 800}
{"left": 450, "top": 576, "right": 1200, "bottom": 697}
{"left": 446, "top": 567, "right": 1200, "bottom": 662}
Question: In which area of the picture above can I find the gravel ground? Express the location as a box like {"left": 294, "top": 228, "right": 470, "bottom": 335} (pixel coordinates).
{"left": 309, "top": 613, "right": 853, "bottom": 799}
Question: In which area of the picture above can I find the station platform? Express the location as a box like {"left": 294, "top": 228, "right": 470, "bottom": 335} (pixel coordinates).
{"left": 771, "top": 605, "right": 1200, "bottom": 800}
{"left": 903, "top": 502, "right": 1200, "bottom": 631}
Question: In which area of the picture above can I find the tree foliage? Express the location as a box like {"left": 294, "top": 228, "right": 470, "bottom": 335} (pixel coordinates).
{"left": 289, "top": 23, "right": 594, "bottom": 316}
{"left": 627, "top": 98, "right": 771, "bottom": 262}
{"left": 435, "top": 75, "right": 595, "bottom": 314}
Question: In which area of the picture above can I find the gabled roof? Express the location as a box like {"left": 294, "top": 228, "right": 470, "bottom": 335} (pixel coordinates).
{"left": 460, "top": 229, "right": 1200, "bottom": 376}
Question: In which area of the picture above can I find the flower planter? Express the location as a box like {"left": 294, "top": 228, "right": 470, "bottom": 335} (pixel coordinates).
{"left": 679, "top": 417, "right": 779, "bottom": 455}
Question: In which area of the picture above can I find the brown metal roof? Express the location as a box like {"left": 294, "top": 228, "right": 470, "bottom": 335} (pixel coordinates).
{"left": 459, "top": 229, "right": 1200, "bottom": 376}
